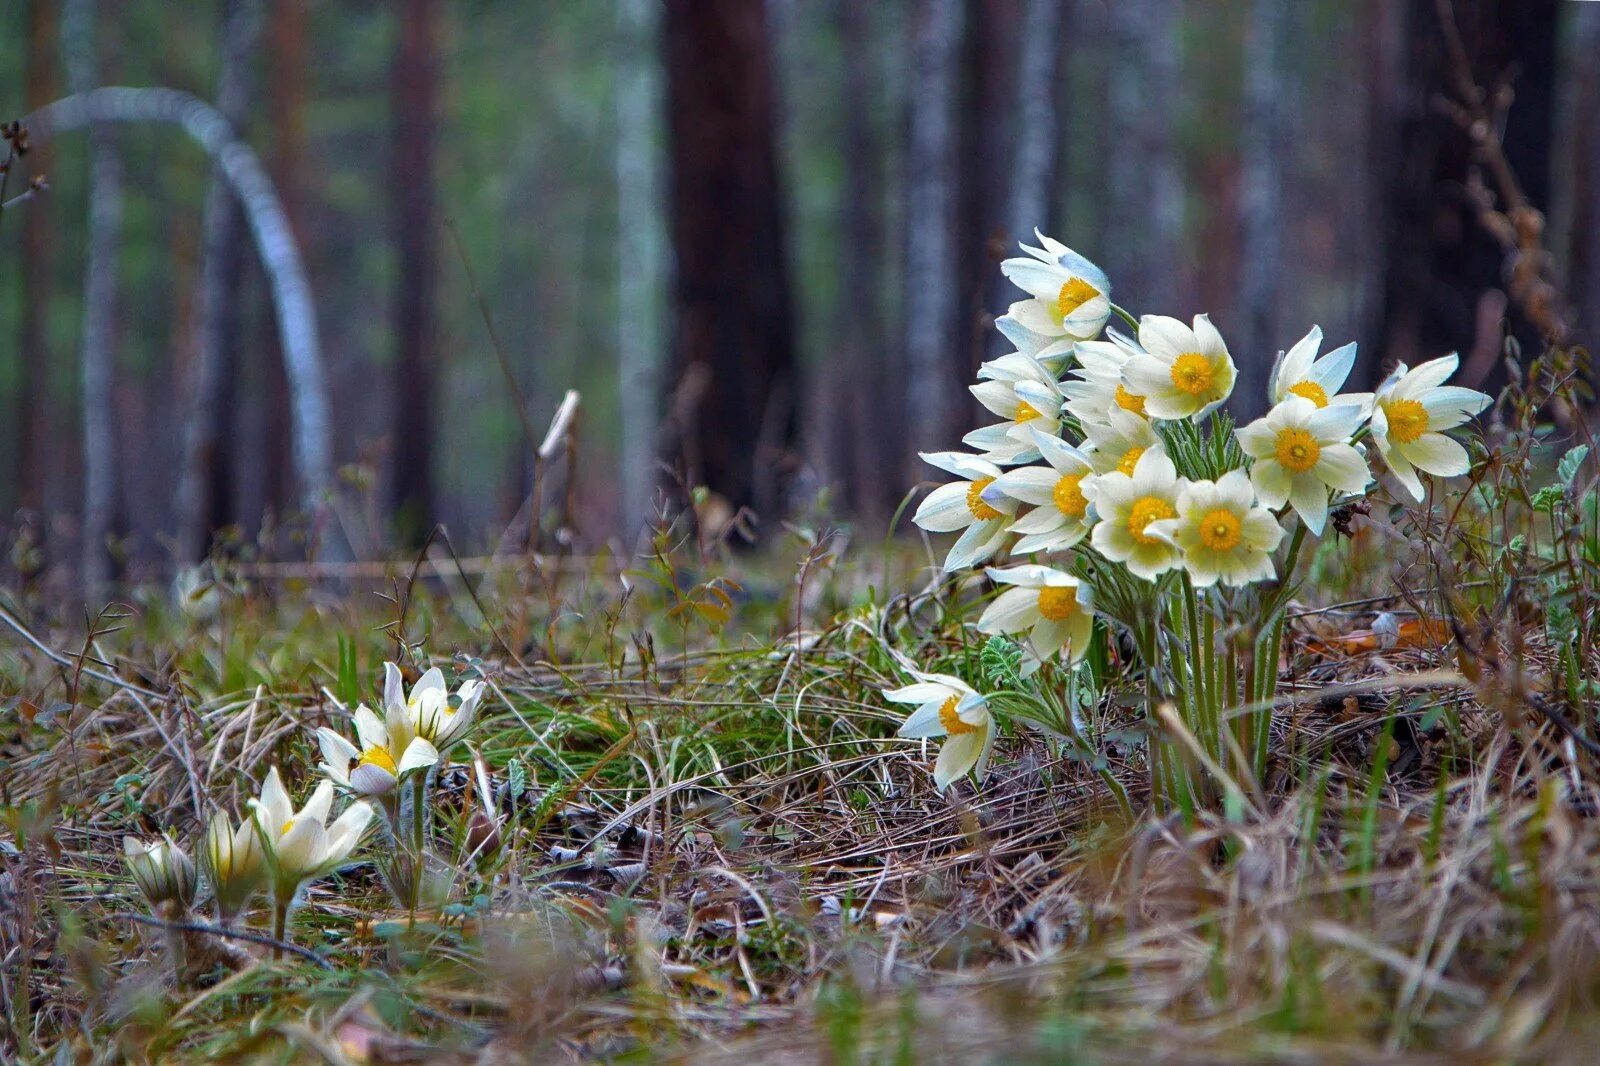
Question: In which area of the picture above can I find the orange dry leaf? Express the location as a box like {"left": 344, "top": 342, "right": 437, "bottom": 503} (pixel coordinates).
{"left": 1304, "top": 617, "right": 1451, "bottom": 656}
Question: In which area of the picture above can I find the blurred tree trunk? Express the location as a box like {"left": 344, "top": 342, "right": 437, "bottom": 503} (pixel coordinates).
{"left": 1376, "top": 0, "right": 1560, "bottom": 384}
{"left": 1003, "top": 0, "right": 1063, "bottom": 261}
{"left": 1234, "top": 0, "right": 1293, "bottom": 420}
{"left": 17, "top": 0, "right": 57, "bottom": 522}
{"left": 616, "top": 0, "right": 665, "bottom": 540}
{"left": 1106, "top": 0, "right": 1183, "bottom": 313}
{"left": 1568, "top": 2, "right": 1600, "bottom": 337}
{"left": 177, "top": 0, "right": 260, "bottom": 563}
{"left": 903, "top": 0, "right": 963, "bottom": 469}
{"left": 390, "top": 0, "right": 439, "bottom": 544}
{"left": 663, "top": 0, "right": 796, "bottom": 518}
{"left": 63, "top": 0, "right": 122, "bottom": 593}
{"left": 962, "top": 0, "right": 1014, "bottom": 371}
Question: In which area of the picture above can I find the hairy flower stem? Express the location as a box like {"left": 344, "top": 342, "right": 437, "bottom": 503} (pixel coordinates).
{"left": 271, "top": 896, "right": 289, "bottom": 960}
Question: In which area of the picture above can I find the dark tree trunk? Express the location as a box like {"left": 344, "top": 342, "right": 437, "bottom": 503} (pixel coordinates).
{"left": 17, "top": 0, "right": 58, "bottom": 520}
{"left": 1568, "top": 2, "right": 1600, "bottom": 337}
{"left": 663, "top": 0, "right": 796, "bottom": 519}
{"left": 390, "top": 0, "right": 440, "bottom": 544}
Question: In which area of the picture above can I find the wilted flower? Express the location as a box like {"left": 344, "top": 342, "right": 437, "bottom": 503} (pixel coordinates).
{"left": 1080, "top": 406, "right": 1162, "bottom": 477}
{"left": 999, "top": 231, "right": 1112, "bottom": 342}
{"left": 912, "top": 451, "right": 1018, "bottom": 572}
{"left": 249, "top": 768, "right": 373, "bottom": 898}
{"left": 1147, "top": 470, "right": 1284, "bottom": 587}
{"left": 385, "top": 662, "right": 486, "bottom": 753}
{"left": 977, "top": 564, "right": 1095, "bottom": 668}
{"left": 989, "top": 431, "right": 1096, "bottom": 554}
{"left": 1061, "top": 336, "right": 1149, "bottom": 427}
{"left": 201, "top": 810, "right": 265, "bottom": 924}
{"left": 318, "top": 699, "right": 439, "bottom": 799}
{"left": 1085, "top": 448, "right": 1188, "bottom": 580}
{"left": 965, "top": 352, "right": 1064, "bottom": 463}
{"left": 884, "top": 669, "right": 996, "bottom": 791}
{"left": 1267, "top": 326, "right": 1369, "bottom": 412}
{"left": 1236, "top": 396, "right": 1370, "bottom": 535}
{"left": 1370, "top": 354, "right": 1491, "bottom": 502}
{"left": 1122, "top": 314, "right": 1237, "bottom": 420}
{"left": 124, "top": 836, "right": 197, "bottom": 910}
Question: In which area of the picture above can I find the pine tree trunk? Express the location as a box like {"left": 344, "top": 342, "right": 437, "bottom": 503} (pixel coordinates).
{"left": 17, "top": 0, "right": 57, "bottom": 522}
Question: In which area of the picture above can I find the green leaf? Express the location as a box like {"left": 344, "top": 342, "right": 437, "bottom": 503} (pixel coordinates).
{"left": 1531, "top": 484, "right": 1565, "bottom": 513}
{"left": 1558, "top": 444, "right": 1589, "bottom": 487}
{"left": 980, "top": 634, "right": 1023, "bottom": 688}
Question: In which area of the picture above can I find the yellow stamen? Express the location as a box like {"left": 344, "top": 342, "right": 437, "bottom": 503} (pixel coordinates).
{"left": 1169, "top": 353, "right": 1216, "bottom": 397}
{"left": 358, "top": 745, "right": 397, "bottom": 776}
{"left": 1114, "top": 384, "right": 1147, "bottom": 416}
{"left": 1383, "top": 398, "right": 1428, "bottom": 443}
{"left": 1052, "top": 474, "right": 1087, "bottom": 518}
{"left": 1128, "top": 496, "right": 1176, "bottom": 545}
{"left": 1116, "top": 446, "right": 1145, "bottom": 477}
{"left": 1197, "top": 508, "right": 1242, "bottom": 551}
{"left": 1056, "top": 277, "right": 1099, "bottom": 320}
{"left": 1037, "top": 586, "right": 1077, "bottom": 621}
{"left": 1274, "top": 428, "right": 1321, "bottom": 473}
{"left": 280, "top": 819, "right": 295, "bottom": 836}
{"left": 966, "top": 477, "right": 1003, "bottom": 520}
{"left": 1014, "top": 400, "right": 1042, "bottom": 423}
{"left": 937, "top": 694, "right": 981, "bottom": 736}
{"left": 1288, "top": 380, "right": 1329, "bottom": 407}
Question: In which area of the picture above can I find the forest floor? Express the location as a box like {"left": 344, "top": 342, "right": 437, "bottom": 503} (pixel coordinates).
{"left": 3, "top": 518, "right": 1600, "bottom": 1063}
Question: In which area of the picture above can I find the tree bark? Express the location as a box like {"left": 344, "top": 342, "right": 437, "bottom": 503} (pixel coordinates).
{"left": 177, "top": 0, "right": 260, "bottom": 563}
{"left": 1004, "top": 0, "right": 1064, "bottom": 259}
{"left": 663, "top": 0, "right": 796, "bottom": 518}
{"left": 62, "top": 0, "right": 122, "bottom": 593}
{"left": 17, "top": 0, "right": 58, "bottom": 520}
{"left": 1567, "top": 2, "right": 1600, "bottom": 337}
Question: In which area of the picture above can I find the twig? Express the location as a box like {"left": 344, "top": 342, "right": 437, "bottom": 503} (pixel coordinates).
{"left": 110, "top": 911, "right": 333, "bottom": 970}
{"left": 0, "top": 601, "right": 167, "bottom": 701}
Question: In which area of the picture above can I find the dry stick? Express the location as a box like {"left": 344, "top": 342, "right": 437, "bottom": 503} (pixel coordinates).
{"left": 110, "top": 911, "right": 332, "bottom": 969}
{"left": 0, "top": 601, "right": 167, "bottom": 701}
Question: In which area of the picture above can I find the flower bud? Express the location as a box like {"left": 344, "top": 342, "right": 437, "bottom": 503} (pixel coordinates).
{"left": 124, "top": 836, "right": 198, "bottom": 910}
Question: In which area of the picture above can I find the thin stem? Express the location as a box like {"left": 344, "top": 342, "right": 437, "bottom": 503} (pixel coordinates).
{"left": 272, "top": 896, "right": 289, "bottom": 961}
{"left": 1110, "top": 302, "right": 1141, "bottom": 333}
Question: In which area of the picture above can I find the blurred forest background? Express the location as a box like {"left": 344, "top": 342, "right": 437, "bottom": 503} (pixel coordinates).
{"left": 1, "top": 0, "right": 1597, "bottom": 591}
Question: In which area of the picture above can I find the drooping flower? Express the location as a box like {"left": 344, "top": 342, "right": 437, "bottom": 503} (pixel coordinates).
{"left": 317, "top": 699, "right": 439, "bottom": 799}
{"left": 249, "top": 768, "right": 373, "bottom": 897}
{"left": 977, "top": 564, "right": 1095, "bottom": 667}
{"left": 884, "top": 669, "right": 996, "bottom": 791}
{"left": 1121, "top": 314, "right": 1237, "bottom": 419}
{"left": 1080, "top": 407, "right": 1162, "bottom": 477}
{"left": 1267, "top": 325, "right": 1370, "bottom": 412}
{"left": 1370, "top": 354, "right": 1491, "bottom": 502}
{"left": 385, "top": 662, "right": 486, "bottom": 753}
{"left": 1146, "top": 470, "right": 1284, "bottom": 588}
{"left": 1236, "top": 396, "right": 1371, "bottom": 534}
{"left": 124, "top": 836, "right": 198, "bottom": 910}
{"left": 201, "top": 810, "right": 265, "bottom": 923}
{"left": 1084, "top": 448, "right": 1189, "bottom": 580}
{"left": 999, "top": 232, "right": 1112, "bottom": 342}
{"left": 912, "top": 452, "right": 1018, "bottom": 572}
{"left": 965, "top": 352, "right": 1065, "bottom": 463}
{"left": 993, "top": 313, "right": 1077, "bottom": 376}
{"left": 1061, "top": 336, "right": 1150, "bottom": 428}
{"left": 988, "top": 430, "right": 1096, "bottom": 554}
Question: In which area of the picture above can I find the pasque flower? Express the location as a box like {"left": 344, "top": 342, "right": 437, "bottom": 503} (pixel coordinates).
{"left": 965, "top": 352, "right": 1064, "bottom": 463}
{"left": 318, "top": 697, "right": 439, "bottom": 799}
{"left": 1121, "top": 314, "right": 1237, "bottom": 419}
{"left": 201, "top": 810, "right": 266, "bottom": 924}
{"left": 977, "top": 564, "right": 1095, "bottom": 667}
{"left": 1267, "top": 325, "right": 1370, "bottom": 412}
{"left": 999, "top": 231, "right": 1112, "bottom": 342}
{"left": 912, "top": 451, "right": 1018, "bottom": 572}
{"left": 885, "top": 669, "right": 996, "bottom": 791}
{"left": 1370, "top": 354, "right": 1491, "bottom": 502}
{"left": 250, "top": 767, "right": 373, "bottom": 898}
{"left": 124, "top": 836, "right": 198, "bottom": 910}
{"left": 1080, "top": 406, "right": 1162, "bottom": 477}
{"left": 1146, "top": 470, "right": 1284, "bottom": 587}
{"left": 1085, "top": 447, "right": 1188, "bottom": 580}
{"left": 988, "top": 431, "right": 1096, "bottom": 554}
{"left": 1236, "top": 396, "right": 1370, "bottom": 534}
{"left": 1061, "top": 336, "right": 1150, "bottom": 427}
{"left": 386, "top": 662, "right": 486, "bottom": 753}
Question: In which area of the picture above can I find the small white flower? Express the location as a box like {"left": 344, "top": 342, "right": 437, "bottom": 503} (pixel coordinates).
{"left": 1236, "top": 396, "right": 1371, "bottom": 535}
{"left": 385, "top": 662, "right": 486, "bottom": 753}
{"left": 964, "top": 352, "right": 1064, "bottom": 463}
{"left": 249, "top": 768, "right": 374, "bottom": 892}
{"left": 124, "top": 836, "right": 198, "bottom": 909}
{"left": 1122, "top": 314, "right": 1237, "bottom": 419}
{"left": 1080, "top": 406, "right": 1162, "bottom": 477}
{"left": 993, "top": 313, "right": 1077, "bottom": 376}
{"left": 988, "top": 430, "right": 1095, "bottom": 554}
{"left": 884, "top": 669, "right": 996, "bottom": 791}
{"left": 1146, "top": 470, "right": 1284, "bottom": 588}
{"left": 1370, "top": 354, "right": 1491, "bottom": 502}
{"left": 317, "top": 698, "right": 439, "bottom": 799}
{"left": 977, "top": 564, "right": 1095, "bottom": 668}
{"left": 1084, "top": 448, "right": 1188, "bottom": 581}
{"left": 1267, "top": 325, "right": 1371, "bottom": 412}
{"left": 201, "top": 811, "right": 265, "bottom": 922}
{"left": 1061, "top": 336, "right": 1150, "bottom": 427}
{"left": 999, "top": 231, "right": 1112, "bottom": 342}
{"left": 912, "top": 452, "right": 1018, "bottom": 572}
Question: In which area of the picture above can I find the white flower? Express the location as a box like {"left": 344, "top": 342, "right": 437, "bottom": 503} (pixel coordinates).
{"left": 999, "top": 231, "right": 1112, "bottom": 342}
{"left": 1370, "top": 354, "right": 1491, "bottom": 502}
{"left": 1080, "top": 406, "right": 1162, "bottom": 476}
{"left": 386, "top": 662, "right": 486, "bottom": 752}
{"left": 1236, "top": 396, "right": 1371, "bottom": 534}
{"left": 1146, "top": 470, "right": 1284, "bottom": 587}
{"left": 317, "top": 699, "right": 439, "bottom": 799}
{"left": 964, "top": 352, "right": 1064, "bottom": 463}
{"left": 249, "top": 768, "right": 374, "bottom": 892}
{"left": 201, "top": 811, "right": 265, "bottom": 922}
{"left": 912, "top": 452, "right": 1018, "bottom": 572}
{"left": 1267, "top": 325, "right": 1371, "bottom": 412}
{"left": 1061, "top": 336, "right": 1150, "bottom": 427}
{"left": 988, "top": 430, "right": 1095, "bottom": 554}
{"left": 884, "top": 669, "right": 996, "bottom": 791}
{"left": 977, "top": 564, "right": 1095, "bottom": 667}
{"left": 1085, "top": 448, "right": 1188, "bottom": 581}
{"left": 993, "top": 313, "right": 1077, "bottom": 376}
{"left": 1122, "top": 314, "right": 1237, "bottom": 419}
{"left": 124, "top": 836, "right": 198, "bottom": 909}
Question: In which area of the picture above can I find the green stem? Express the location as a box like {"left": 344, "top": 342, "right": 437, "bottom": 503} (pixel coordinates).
{"left": 272, "top": 896, "right": 289, "bottom": 960}
{"left": 1110, "top": 302, "right": 1141, "bottom": 333}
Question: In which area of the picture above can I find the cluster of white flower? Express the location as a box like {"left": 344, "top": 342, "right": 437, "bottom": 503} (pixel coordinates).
{"left": 895, "top": 233, "right": 1492, "bottom": 789}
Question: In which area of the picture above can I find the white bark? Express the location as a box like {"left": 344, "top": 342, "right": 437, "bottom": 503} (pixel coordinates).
{"left": 1235, "top": 0, "right": 1291, "bottom": 420}
{"left": 615, "top": 0, "right": 665, "bottom": 540}
{"left": 27, "top": 86, "right": 333, "bottom": 526}
{"left": 904, "top": 0, "right": 964, "bottom": 461}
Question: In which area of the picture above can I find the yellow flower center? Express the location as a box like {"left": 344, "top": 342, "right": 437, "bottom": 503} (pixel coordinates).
{"left": 1197, "top": 508, "right": 1242, "bottom": 551}
{"left": 1287, "top": 380, "right": 1329, "bottom": 407}
{"left": 937, "top": 694, "right": 981, "bottom": 736}
{"left": 1383, "top": 398, "right": 1428, "bottom": 444}
{"left": 966, "top": 477, "right": 1003, "bottom": 520}
{"left": 1116, "top": 446, "right": 1145, "bottom": 477}
{"left": 1169, "top": 353, "right": 1215, "bottom": 397}
{"left": 1274, "top": 428, "right": 1322, "bottom": 473}
{"left": 1037, "top": 586, "right": 1077, "bottom": 621}
{"left": 1014, "top": 400, "right": 1042, "bottom": 423}
{"left": 1127, "top": 496, "right": 1177, "bottom": 545}
{"left": 1052, "top": 474, "right": 1088, "bottom": 518}
{"left": 280, "top": 819, "right": 295, "bottom": 836}
{"left": 1114, "top": 384, "right": 1147, "bottom": 416}
{"left": 358, "top": 745, "right": 397, "bottom": 776}
{"left": 1056, "top": 277, "right": 1099, "bottom": 320}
